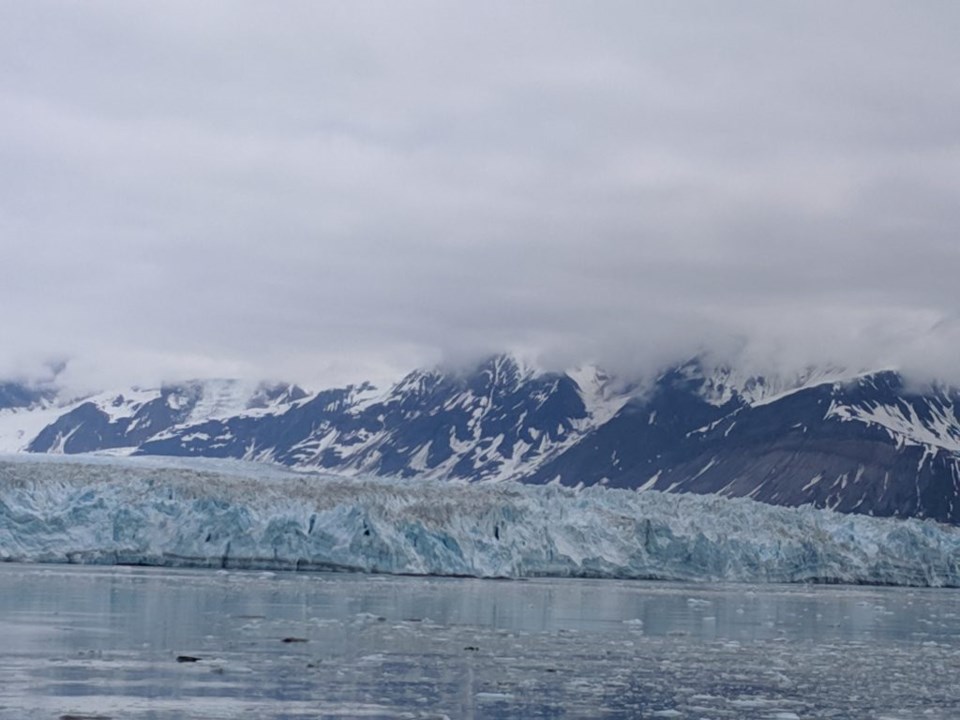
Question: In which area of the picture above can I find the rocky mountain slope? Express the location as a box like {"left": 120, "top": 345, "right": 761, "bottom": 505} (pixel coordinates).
{"left": 3, "top": 355, "right": 960, "bottom": 523}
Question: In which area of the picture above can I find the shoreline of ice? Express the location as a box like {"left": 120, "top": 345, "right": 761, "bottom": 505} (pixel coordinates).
{"left": 1, "top": 454, "right": 959, "bottom": 586}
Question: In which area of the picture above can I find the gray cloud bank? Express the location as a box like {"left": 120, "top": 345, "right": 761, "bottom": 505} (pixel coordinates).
{"left": 2, "top": 2, "right": 959, "bottom": 391}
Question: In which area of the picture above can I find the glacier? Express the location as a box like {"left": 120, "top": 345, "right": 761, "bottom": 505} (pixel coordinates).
{"left": 1, "top": 454, "right": 959, "bottom": 587}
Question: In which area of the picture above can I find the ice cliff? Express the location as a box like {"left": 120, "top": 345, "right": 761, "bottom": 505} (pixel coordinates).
{"left": 1, "top": 454, "right": 958, "bottom": 587}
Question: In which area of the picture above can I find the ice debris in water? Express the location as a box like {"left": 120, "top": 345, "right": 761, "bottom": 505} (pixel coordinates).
{"left": 1, "top": 454, "right": 959, "bottom": 587}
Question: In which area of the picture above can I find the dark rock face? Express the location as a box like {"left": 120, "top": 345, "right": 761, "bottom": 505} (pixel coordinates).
{"left": 0, "top": 382, "right": 55, "bottom": 411}
{"left": 13, "top": 355, "right": 960, "bottom": 524}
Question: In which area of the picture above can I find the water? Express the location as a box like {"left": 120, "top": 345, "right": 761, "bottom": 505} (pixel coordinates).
{"left": 2, "top": 565, "right": 960, "bottom": 719}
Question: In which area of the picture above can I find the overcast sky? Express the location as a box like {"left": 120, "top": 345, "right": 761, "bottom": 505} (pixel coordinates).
{"left": 2, "top": 2, "right": 959, "bottom": 391}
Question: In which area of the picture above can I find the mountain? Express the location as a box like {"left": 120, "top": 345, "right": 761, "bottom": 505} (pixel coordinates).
{"left": 0, "top": 380, "right": 306, "bottom": 456}
{"left": 525, "top": 363, "right": 960, "bottom": 526}
{"left": 136, "top": 356, "right": 619, "bottom": 481}
{"left": 3, "top": 354, "right": 960, "bottom": 524}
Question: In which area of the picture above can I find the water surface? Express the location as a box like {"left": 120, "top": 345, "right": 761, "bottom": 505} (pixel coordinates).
{"left": 1, "top": 564, "right": 959, "bottom": 718}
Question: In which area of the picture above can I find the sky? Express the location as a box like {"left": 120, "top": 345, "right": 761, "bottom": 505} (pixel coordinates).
{"left": 2, "top": 2, "right": 960, "bottom": 392}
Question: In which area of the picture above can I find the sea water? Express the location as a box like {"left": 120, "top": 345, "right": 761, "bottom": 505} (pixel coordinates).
{"left": 1, "top": 564, "right": 959, "bottom": 719}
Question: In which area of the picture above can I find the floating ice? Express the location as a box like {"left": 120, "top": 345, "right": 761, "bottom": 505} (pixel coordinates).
{"left": 1, "top": 454, "right": 959, "bottom": 587}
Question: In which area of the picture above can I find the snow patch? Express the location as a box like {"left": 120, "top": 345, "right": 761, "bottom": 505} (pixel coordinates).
{"left": 567, "top": 365, "right": 632, "bottom": 426}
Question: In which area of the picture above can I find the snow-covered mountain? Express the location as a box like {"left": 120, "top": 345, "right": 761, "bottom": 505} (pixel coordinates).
{"left": 0, "top": 380, "right": 307, "bottom": 456}
{"left": 136, "top": 355, "right": 627, "bottom": 482}
{"left": 4, "top": 354, "right": 960, "bottom": 524}
{"left": 526, "top": 363, "right": 960, "bottom": 524}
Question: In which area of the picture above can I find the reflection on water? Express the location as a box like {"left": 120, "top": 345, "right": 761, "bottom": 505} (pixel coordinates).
{"left": 1, "top": 564, "right": 959, "bottom": 718}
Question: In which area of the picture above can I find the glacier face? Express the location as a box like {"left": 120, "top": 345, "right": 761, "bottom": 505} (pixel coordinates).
{"left": 1, "top": 455, "right": 959, "bottom": 587}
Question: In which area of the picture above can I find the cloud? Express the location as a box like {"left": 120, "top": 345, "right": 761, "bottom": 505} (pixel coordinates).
{"left": 2, "top": 1, "right": 960, "bottom": 390}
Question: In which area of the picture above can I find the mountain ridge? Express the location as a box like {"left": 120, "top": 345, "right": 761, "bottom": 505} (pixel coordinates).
{"left": 3, "top": 354, "right": 960, "bottom": 523}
